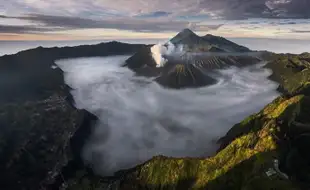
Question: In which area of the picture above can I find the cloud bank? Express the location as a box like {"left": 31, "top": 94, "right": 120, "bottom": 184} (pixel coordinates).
{"left": 56, "top": 56, "right": 279, "bottom": 175}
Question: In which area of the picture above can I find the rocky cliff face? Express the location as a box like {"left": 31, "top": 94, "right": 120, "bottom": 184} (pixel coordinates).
{"left": 0, "top": 94, "right": 97, "bottom": 190}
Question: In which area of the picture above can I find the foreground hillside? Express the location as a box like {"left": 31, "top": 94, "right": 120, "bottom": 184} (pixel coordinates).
{"left": 117, "top": 91, "right": 310, "bottom": 189}
{"left": 266, "top": 52, "right": 310, "bottom": 93}
{"left": 63, "top": 53, "right": 310, "bottom": 190}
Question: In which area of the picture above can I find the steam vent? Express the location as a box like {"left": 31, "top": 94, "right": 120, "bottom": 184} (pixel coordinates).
{"left": 124, "top": 29, "right": 263, "bottom": 89}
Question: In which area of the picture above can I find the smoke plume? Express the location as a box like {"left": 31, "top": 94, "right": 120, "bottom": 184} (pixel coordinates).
{"left": 151, "top": 41, "right": 183, "bottom": 67}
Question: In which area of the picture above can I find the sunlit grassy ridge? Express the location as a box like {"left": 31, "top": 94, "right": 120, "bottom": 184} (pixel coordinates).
{"left": 267, "top": 53, "right": 310, "bottom": 93}
{"left": 119, "top": 93, "right": 307, "bottom": 190}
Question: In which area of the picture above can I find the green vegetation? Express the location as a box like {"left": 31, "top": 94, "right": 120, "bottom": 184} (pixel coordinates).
{"left": 266, "top": 54, "right": 310, "bottom": 93}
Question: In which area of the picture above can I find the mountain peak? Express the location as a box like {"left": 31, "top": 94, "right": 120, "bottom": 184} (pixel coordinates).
{"left": 170, "top": 28, "right": 201, "bottom": 45}
{"left": 174, "top": 28, "right": 198, "bottom": 38}
{"left": 204, "top": 34, "right": 216, "bottom": 37}
{"left": 165, "top": 29, "right": 251, "bottom": 53}
{"left": 179, "top": 28, "right": 195, "bottom": 35}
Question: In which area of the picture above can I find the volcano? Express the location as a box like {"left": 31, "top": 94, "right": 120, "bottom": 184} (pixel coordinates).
{"left": 124, "top": 29, "right": 263, "bottom": 89}
{"left": 170, "top": 28, "right": 251, "bottom": 53}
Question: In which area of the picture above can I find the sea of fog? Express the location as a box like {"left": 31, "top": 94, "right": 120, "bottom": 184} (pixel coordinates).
{"left": 56, "top": 56, "right": 279, "bottom": 175}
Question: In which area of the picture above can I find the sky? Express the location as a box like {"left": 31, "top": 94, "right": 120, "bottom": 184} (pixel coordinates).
{"left": 1, "top": 0, "right": 310, "bottom": 40}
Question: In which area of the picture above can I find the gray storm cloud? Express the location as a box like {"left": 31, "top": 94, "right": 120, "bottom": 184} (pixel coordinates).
{"left": 0, "top": 14, "right": 224, "bottom": 33}
{"left": 3, "top": 0, "right": 310, "bottom": 20}
{"left": 56, "top": 55, "right": 279, "bottom": 175}
{"left": 1, "top": 0, "right": 310, "bottom": 35}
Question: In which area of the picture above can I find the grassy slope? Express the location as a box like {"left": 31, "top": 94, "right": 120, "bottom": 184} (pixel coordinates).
{"left": 266, "top": 52, "right": 310, "bottom": 93}
{"left": 119, "top": 94, "right": 307, "bottom": 190}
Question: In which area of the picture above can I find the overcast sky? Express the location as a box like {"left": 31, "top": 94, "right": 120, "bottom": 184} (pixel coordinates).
{"left": 1, "top": 0, "right": 310, "bottom": 40}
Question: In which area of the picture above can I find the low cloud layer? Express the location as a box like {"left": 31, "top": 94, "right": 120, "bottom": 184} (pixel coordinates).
{"left": 56, "top": 56, "right": 279, "bottom": 175}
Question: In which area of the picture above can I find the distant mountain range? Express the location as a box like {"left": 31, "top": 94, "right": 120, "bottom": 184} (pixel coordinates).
{"left": 124, "top": 28, "right": 262, "bottom": 89}
{"left": 170, "top": 28, "right": 250, "bottom": 53}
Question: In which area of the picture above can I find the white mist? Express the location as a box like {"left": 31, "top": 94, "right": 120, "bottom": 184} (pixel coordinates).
{"left": 56, "top": 56, "right": 279, "bottom": 175}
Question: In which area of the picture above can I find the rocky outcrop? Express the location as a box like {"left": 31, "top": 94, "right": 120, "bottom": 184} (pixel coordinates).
{"left": 0, "top": 42, "right": 147, "bottom": 190}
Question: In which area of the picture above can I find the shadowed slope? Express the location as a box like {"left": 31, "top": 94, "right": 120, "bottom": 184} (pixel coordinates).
{"left": 155, "top": 63, "right": 217, "bottom": 89}
{"left": 170, "top": 29, "right": 212, "bottom": 51}
{"left": 0, "top": 41, "right": 148, "bottom": 104}
{"left": 203, "top": 34, "right": 250, "bottom": 53}
{"left": 0, "top": 41, "right": 147, "bottom": 190}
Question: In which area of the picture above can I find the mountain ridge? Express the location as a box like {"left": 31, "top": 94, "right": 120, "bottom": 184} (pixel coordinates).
{"left": 124, "top": 28, "right": 262, "bottom": 89}
{"left": 170, "top": 28, "right": 251, "bottom": 52}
